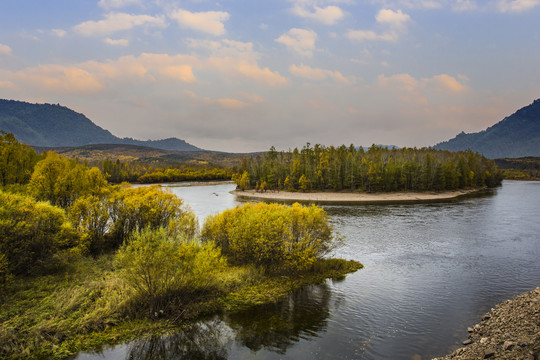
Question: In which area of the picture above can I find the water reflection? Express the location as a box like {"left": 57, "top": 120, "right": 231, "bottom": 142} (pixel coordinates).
{"left": 76, "top": 284, "right": 334, "bottom": 360}
{"left": 225, "top": 284, "right": 332, "bottom": 354}
{"left": 125, "top": 319, "right": 230, "bottom": 360}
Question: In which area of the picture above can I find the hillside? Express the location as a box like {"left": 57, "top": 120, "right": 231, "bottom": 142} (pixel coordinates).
{"left": 0, "top": 99, "right": 201, "bottom": 151}
{"left": 434, "top": 99, "right": 540, "bottom": 158}
{"left": 32, "top": 143, "right": 254, "bottom": 168}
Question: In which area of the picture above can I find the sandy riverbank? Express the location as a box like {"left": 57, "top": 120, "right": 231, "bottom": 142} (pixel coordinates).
{"left": 231, "top": 188, "right": 485, "bottom": 204}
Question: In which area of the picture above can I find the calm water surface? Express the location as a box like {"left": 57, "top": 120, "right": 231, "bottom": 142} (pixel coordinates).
{"left": 76, "top": 180, "right": 540, "bottom": 360}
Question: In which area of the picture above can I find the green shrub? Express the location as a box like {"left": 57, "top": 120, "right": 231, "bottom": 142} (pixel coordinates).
{"left": 68, "top": 185, "right": 198, "bottom": 253}
{"left": 0, "top": 190, "right": 81, "bottom": 276}
{"left": 201, "top": 202, "right": 340, "bottom": 273}
{"left": 114, "top": 227, "right": 225, "bottom": 313}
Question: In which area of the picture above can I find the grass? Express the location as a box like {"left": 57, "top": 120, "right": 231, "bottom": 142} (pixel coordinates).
{"left": 0, "top": 255, "right": 362, "bottom": 360}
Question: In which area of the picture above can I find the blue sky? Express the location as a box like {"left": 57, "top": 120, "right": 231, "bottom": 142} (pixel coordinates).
{"left": 0, "top": 0, "right": 538, "bottom": 152}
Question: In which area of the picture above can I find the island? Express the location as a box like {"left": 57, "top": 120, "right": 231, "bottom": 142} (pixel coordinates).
{"left": 231, "top": 188, "right": 484, "bottom": 204}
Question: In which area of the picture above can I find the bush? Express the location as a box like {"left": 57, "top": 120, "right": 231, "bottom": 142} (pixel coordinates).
{"left": 29, "top": 152, "right": 108, "bottom": 208}
{"left": 201, "top": 202, "right": 339, "bottom": 273}
{"left": 68, "top": 185, "right": 198, "bottom": 253}
{"left": 114, "top": 227, "right": 225, "bottom": 313}
{"left": 0, "top": 191, "right": 80, "bottom": 276}
{"left": 108, "top": 185, "right": 198, "bottom": 247}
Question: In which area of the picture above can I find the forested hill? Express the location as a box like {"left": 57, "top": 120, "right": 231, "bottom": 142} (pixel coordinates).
{"left": 434, "top": 99, "right": 540, "bottom": 158}
{"left": 0, "top": 99, "right": 201, "bottom": 151}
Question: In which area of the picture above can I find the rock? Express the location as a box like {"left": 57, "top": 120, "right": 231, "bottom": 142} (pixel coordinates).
{"left": 480, "top": 337, "right": 489, "bottom": 344}
{"left": 482, "top": 314, "right": 491, "bottom": 321}
{"left": 483, "top": 346, "right": 496, "bottom": 358}
{"left": 503, "top": 340, "right": 517, "bottom": 350}
{"left": 467, "top": 327, "right": 474, "bottom": 333}
{"left": 462, "top": 339, "right": 472, "bottom": 345}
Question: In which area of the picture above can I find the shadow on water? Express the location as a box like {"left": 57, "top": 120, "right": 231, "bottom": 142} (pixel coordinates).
{"left": 224, "top": 284, "right": 332, "bottom": 354}
{"left": 76, "top": 284, "right": 334, "bottom": 360}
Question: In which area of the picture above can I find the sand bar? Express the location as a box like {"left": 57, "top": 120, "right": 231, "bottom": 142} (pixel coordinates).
{"left": 231, "top": 188, "right": 485, "bottom": 204}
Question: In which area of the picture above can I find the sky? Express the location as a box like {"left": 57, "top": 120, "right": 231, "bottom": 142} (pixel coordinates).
{"left": 0, "top": 0, "right": 539, "bottom": 152}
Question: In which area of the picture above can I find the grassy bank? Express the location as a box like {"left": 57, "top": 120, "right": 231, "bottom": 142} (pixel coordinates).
{"left": 0, "top": 255, "right": 362, "bottom": 360}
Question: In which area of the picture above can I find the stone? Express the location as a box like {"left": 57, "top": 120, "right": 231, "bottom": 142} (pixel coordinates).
{"left": 483, "top": 347, "right": 496, "bottom": 358}
{"left": 503, "top": 341, "right": 517, "bottom": 350}
{"left": 462, "top": 339, "right": 473, "bottom": 345}
{"left": 482, "top": 314, "right": 491, "bottom": 321}
{"left": 467, "top": 327, "right": 474, "bottom": 333}
{"left": 480, "top": 337, "right": 489, "bottom": 344}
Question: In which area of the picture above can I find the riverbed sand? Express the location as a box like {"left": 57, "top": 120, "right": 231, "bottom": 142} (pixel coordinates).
{"left": 231, "top": 188, "right": 483, "bottom": 203}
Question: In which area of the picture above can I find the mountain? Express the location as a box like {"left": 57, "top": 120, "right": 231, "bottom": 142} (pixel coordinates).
{"left": 0, "top": 99, "right": 201, "bottom": 151}
{"left": 434, "top": 99, "right": 540, "bottom": 158}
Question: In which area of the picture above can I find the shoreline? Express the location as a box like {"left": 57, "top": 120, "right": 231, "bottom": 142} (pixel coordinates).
{"left": 433, "top": 287, "right": 539, "bottom": 360}
{"left": 231, "top": 188, "right": 487, "bottom": 204}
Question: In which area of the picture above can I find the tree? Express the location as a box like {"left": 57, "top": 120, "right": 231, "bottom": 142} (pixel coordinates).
{"left": 0, "top": 190, "right": 80, "bottom": 276}
{"left": 29, "top": 151, "right": 108, "bottom": 208}
{"left": 114, "top": 227, "right": 224, "bottom": 312}
{"left": 201, "top": 202, "right": 339, "bottom": 273}
{"left": 0, "top": 131, "right": 39, "bottom": 187}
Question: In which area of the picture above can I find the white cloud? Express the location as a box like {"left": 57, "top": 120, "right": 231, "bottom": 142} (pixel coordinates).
{"left": 0, "top": 80, "right": 15, "bottom": 89}
{"left": 275, "top": 28, "right": 317, "bottom": 56}
{"left": 74, "top": 12, "right": 165, "bottom": 37}
{"left": 347, "top": 29, "right": 397, "bottom": 42}
{"left": 98, "top": 0, "right": 140, "bottom": 9}
{"left": 104, "top": 38, "right": 129, "bottom": 46}
{"left": 52, "top": 29, "right": 67, "bottom": 37}
{"left": 347, "top": 8, "right": 411, "bottom": 43}
{"left": 292, "top": 1, "right": 345, "bottom": 25}
{"left": 290, "top": 64, "right": 349, "bottom": 83}
{"left": 376, "top": 9, "right": 411, "bottom": 29}
{"left": 378, "top": 72, "right": 467, "bottom": 105}
{"left": 16, "top": 65, "right": 104, "bottom": 94}
{"left": 169, "top": 9, "right": 230, "bottom": 36}
{"left": 0, "top": 43, "right": 12, "bottom": 56}
{"left": 497, "top": 0, "right": 540, "bottom": 12}
{"left": 452, "top": 0, "right": 478, "bottom": 11}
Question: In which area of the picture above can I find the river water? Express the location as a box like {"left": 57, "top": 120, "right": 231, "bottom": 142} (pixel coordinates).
{"left": 76, "top": 180, "right": 540, "bottom": 360}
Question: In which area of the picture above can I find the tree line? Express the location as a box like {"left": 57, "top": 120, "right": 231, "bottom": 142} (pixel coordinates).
{"left": 235, "top": 144, "right": 502, "bottom": 192}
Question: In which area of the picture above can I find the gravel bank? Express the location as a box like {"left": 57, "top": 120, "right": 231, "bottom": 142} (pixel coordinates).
{"left": 434, "top": 287, "right": 540, "bottom": 360}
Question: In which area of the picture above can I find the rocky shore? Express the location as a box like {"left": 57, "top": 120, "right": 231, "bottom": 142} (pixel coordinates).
{"left": 434, "top": 287, "right": 540, "bottom": 360}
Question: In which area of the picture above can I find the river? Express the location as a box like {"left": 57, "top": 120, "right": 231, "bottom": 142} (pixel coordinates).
{"left": 76, "top": 180, "right": 540, "bottom": 360}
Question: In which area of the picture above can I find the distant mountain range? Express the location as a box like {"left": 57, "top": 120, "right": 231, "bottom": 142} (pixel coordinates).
{"left": 434, "top": 99, "right": 540, "bottom": 158}
{"left": 0, "top": 99, "right": 201, "bottom": 151}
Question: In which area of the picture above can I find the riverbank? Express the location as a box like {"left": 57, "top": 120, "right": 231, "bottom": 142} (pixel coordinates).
{"left": 0, "top": 256, "right": 362, "bottom": 360}
{"left": 434, "top": 287, "right": 540, "bottom": 360}
{"left": 231, "top": 188, "right": 485, "bottom": 204}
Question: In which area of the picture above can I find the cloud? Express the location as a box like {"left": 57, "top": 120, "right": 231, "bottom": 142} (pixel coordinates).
{"left": 16, "top": 65, "right": 104, "bottom": 94}
{"left": 275, "top": 28, "right": 317, "bottom": 56}
{"left": 0, "top": 43, "right": 12, "bottom": 56}
{"left": 169, "top": 9, "right": 230, "bottom": 36}
{"left": 347, "top": 29, "right": 397, "bottom": 42}
{"left": 452, "top": 0, "right": 478, "bottom": 11}
{"left": 375, "top": 9, "right": 411, "bottom": 29}
{"left": 292, "top": 1, "right": 345, "bottom": 25}
{"left": 497, "top": 0, "right": 540, "bottom": 12}
{"left": 184, "top": 90, "right": 250, "bottom": 110}
{"left": 74, "top": 12, "right": 165, "bottom": 37}
{"left": 0, "top": 80, "right": 15, "bottom": 89}
{"left": 370, "top": 0, "right": 441, "bottom": 9}
{"left": 98, "top": 0, "right": 140, "bottom": 9}
{"left": 427, "top": 74, "right": 467, "bottom": 93}
{"left": 159, "top": 65, "right": 196, "bottom": 82}
{"left": 104, "top": 38, "right": 129, "bottom": 46}
{"left": 207, "top": 58, "right": 288, "bottom": 86}
{"left": 347, "top": 8, "right": 411, "bottom": 43}
{"left": 289, "top": 64, "right": 349, "bottom": 83}
{"left": 378, "top": 72, "right": 467, "bottom": 105}
{"left": 52, "top": 29, "right": 67, "bottom": 37}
